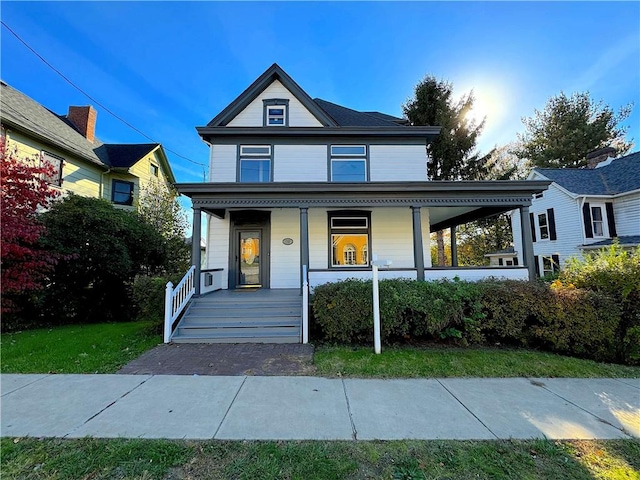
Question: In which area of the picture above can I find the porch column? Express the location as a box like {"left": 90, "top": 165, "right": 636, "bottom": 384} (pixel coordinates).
{"left": 300, "top": 207, "right": 309, "bottom": 291}
{"left": 411, "top": 206, "right": 425, "bottom": 281}
{"left": 191, "top": 206, "right": 202, "bottom": 295}
{"left": 519, "top": 205, "right": 536, "bottom": 281}
{"left": 450, "top": 226, "right": 458, "bottom": 267}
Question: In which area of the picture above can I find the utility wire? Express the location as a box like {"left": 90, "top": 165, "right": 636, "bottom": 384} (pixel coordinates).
{"left": 1, "top": 20, "right": 207, "bottom": 169}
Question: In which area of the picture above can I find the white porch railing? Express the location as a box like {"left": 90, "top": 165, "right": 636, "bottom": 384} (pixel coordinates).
{"left": 164, "top": 265, "right": 196, "bottom": 343}
{"left": 302, "top": 265, "right": 309, "bottom": 344}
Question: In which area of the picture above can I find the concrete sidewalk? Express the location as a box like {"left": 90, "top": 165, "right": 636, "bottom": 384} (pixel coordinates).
{"left": 1, "top": 374, "right": 638, "bottom": 441}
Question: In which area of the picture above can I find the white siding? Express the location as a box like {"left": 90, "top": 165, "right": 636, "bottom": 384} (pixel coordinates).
{"left": 424, "top": 268, "right": 528, "bottom": 282}
{"left": 206, "top": 215, "right": 230, "bottom": 289}
{"left": 613, "top": 192, "right": 640, "bottom": 236}
{"left": 274, "top": 145, "right": 327, "bottom": 182}
{"left": 308, "top": 208, "right": 329, "bottom": 270}
{"left": 369, "top": 145, "right": 428, "bottom": 181}
{"left": 421, "top": 208, "right": 432, "bottom": 268}
{"left": 310, "top": 270, "right": 417, "bottom": 289}
{"left": 227, "top": 80, "right": 323, "bottom": 127}
{"left": 270, "top": 209, "right": 301, "bottom": 288}
{"left": 371, "top": 208, "right": 415, "bottom": 268}
{"left": 512, "top": 181, "right": 585, "bottom": 269}
{"left": 209, "top": 144, "right": 236, "bottom": 182}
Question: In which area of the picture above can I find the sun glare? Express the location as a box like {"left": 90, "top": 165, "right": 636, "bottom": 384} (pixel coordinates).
{"left": 460, "top": 82, "right": 507, "bottom": 130}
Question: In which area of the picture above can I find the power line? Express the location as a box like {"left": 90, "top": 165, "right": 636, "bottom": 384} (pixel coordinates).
{"left": 1, "top": 20, "right": 207, "bottom": 169}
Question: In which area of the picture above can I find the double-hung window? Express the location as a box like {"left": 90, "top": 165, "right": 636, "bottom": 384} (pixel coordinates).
{"left": 542, "top": 255, "right": 560, "bottom": 277}
{"left": 329, "top": 212, "right": 371, "bottom": 268}
{"left": 330, "top": 145, "right": 367, "bottom": 182}
{"left": 263, "top": 99, "right": 289, "bottom": 126}
{"left": 41, "top": 151, "right": 64, "bottom": 186}
{"left": 591, "top": 206, "right": 605, "bottom": 237}
{"left": 239, "top": 145, "right": 271, "bottom": 182}
{"left": 537, "top": 212, "right": 549, "bottom": 240}
{"left": 112, "top": 179, "right": 134, "bottom": 206}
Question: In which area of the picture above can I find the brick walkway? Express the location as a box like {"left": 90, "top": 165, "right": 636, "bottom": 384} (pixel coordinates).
{"left": 117, "top": 343, "right": 315, "bottom": 376}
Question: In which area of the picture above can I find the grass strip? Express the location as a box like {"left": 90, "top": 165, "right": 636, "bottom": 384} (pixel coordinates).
{"left": 1, "top": 322, "right": 160, "bottom": 374}
{"left": 1, "top": 438, "right": 638, "bottom": 479}
{"left": 314, "top": 346, "right": 640, "bottom": 378}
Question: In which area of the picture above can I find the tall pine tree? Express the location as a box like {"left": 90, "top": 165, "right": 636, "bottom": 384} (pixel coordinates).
{"left": 403, "top": 75, "right": 489, "bottom": 265}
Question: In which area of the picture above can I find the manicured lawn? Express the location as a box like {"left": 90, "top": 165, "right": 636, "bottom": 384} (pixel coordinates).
{"left": 0, "top": 322, "right": 160, "bottom": 374}
{"left": 2, "top": 437, "right": 639, "bottom": 479}
{"left": 314, "top": 346, "right": 640, "bottom": 378}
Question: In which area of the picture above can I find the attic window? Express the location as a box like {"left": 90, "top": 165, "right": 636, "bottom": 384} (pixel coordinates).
{"left": 150, "top": 164, "right": 159, "bottom": 177}
{"left": 263, "top": 99, "right": 289, "bottom": 127}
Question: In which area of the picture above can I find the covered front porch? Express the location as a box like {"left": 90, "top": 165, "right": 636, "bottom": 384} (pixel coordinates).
{"left": 167, "top": 180, "right": 550, "bottom": 343}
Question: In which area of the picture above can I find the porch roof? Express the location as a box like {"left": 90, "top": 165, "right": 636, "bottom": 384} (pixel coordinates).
{"left": 176, "top": 180, "right": 551, "bottom": 229}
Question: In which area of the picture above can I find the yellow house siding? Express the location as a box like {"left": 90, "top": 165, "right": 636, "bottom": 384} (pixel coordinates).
{"left": 4, "top": 129, "right": 102, "bottom": 198}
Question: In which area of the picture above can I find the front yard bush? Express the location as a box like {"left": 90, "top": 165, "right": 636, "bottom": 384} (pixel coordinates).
{"left": 311, "top": 277, "right": 626, "bottom": 363}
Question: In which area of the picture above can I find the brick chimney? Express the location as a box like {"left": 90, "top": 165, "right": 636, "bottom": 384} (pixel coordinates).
{"left": 585, "top": 146, "right": 616, "bottom": 169}
{"left": 67, "top": 106, "right": 97, "bottom": 143}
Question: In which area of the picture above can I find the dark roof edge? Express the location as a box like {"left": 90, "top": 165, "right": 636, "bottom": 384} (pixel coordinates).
{"left": 176, "top": 179, "right": 551, "bottom": 195}
{"left": 151, "top": 144, "right": 177, "bottom": 185}
{"left": 205, "top": 63, "right": 337, "bottom": 128}
{"left": 196, "top": 126, "right": 441, "bottom": 138}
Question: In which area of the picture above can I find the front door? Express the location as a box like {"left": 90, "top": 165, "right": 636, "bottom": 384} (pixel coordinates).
{"left": 238, "top": 230, "right": 262, "bottom": 287}
{"left": 229, "top": 211, "right": 271, "bottom": 289}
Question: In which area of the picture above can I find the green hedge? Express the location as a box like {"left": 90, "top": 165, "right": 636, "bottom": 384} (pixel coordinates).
{"left": 311, "top": 278, "right": 628, "bottom": 364}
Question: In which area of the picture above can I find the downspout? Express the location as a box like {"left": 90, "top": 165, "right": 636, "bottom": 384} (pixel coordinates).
{"left": 99, "top": 168, "right": 112, "bottom": 200}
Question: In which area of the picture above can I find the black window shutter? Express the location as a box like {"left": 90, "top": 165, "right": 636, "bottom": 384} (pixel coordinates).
{"left": 529, "top": 213, "right": 537, "bottom": 242}
{"left": 551, "top": 254, "right": 560, "bottom": 272}
{"left": 498, "top": 258, "right": 503, "bottom": 266}
{"left": 514, "top": 257, "right": 519, "bottom": 266}
{"left": 534, "top": 255, "right": 540, "bottom": 277}
{"left": 547, "top": 208, "right": 557, "bottom": 240}
{"left": 605, "top": 202, "right": 617, "bottom": 237}
{"left": 583, "top": 202, "right": 593, "bottom": 238}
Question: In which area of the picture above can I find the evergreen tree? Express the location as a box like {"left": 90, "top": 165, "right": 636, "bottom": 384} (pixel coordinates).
{"left": 516, "top": 91, "right": 632, "bottom": 168}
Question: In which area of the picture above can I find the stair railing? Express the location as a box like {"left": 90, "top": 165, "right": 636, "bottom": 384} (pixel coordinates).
{"left": 164, "top": 265, "right": 196, "bottom": 343}
{"left": 302, "top": 264, "right": 309, "bottom": 344}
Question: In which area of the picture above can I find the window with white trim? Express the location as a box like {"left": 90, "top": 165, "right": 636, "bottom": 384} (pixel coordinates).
{"left": 330, "top": 145, "right": 367, "bottom": 182}
{"left": 538, "top": 212, "right": 549, "bottom": 240}
{"left": 591, "top": 205, "right": 605, "bottom": 237}
{"left": 41, "top": 151, "right": 64, "bottom": 186}
{"left": 542, "top": 255, "right": 560, "bottom": 277}
{"left": 263, "top": 99, "right": 289, "bottom": 127}
{"left": 239, "top": 145, "right": 271, "bottom": 182}
{"left": 329, "top": 213, "right": 370, "bottom": 268}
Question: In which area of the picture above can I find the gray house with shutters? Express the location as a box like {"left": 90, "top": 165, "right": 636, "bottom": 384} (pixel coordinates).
{"left": 512, "top": 149, "right": 640, "bottom": 277}
{"left": 168, "top": 64, "right": 550, "bottom": 343}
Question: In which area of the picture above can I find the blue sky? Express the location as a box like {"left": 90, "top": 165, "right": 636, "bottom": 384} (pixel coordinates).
{"left": 2, "top": 1, "right": 639, "bottom": 185}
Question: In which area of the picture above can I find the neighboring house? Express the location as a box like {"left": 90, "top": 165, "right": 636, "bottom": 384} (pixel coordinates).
{"left": 176, "top": 63, "right": 549, "bottom": 292}
{"left": 0, "top": 80, "right": 176, "bottom": 207}
{"left": 512, "top": 148, "right": 640, "bottom": 277}
{"left": 484, "top": 247, "right": 519, "bottom": 267}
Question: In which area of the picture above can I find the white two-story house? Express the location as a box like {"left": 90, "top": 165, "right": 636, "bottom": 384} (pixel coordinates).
{"left": 511, "top": 148, "right": 640, "bottom": 277}
{"left": 170, "top": 64, "right": 549, "bottom": 343}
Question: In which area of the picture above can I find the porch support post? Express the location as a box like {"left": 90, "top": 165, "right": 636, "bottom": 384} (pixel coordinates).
{"left": 519, "top": 205, "right": 536, "bottom": 281}
{"left": 411, "top": 206, "right": 425, "bottom": 281}
{"left": 191, "top": 206, "right": 202, "bottom": 295}
{"left": 450, "top": 226, "right": 458, "bottom": 267}
{"left": 300, "top": 207, "right": 309, "bottom": 292}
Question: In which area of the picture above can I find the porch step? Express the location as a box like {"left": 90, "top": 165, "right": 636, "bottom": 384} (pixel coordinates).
{"left": 170, "top": 289, "right": 303, "bottom": 344}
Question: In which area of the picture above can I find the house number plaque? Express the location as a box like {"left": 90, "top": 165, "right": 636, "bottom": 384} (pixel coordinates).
{"left": 282, "top": 238, "right": 294, "bottom": 245}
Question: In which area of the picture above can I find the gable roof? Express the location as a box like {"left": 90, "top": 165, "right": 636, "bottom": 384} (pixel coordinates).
{"left": 313, "top": 98, "right": 407, "bottom": 127}
{"left": 1, "top": 81, "right": 176, "bottom": 182}
{"left": 1, "top": 80, "right": 105, "bottom": 166}
{"left": 534, "top": 151, "right": 640, "bottom": 196}
{"left": 206, "top": 63, "right": 337, "bottom": 127}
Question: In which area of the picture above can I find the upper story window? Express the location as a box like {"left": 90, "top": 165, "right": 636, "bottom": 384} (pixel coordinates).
{"left": 537, "top": 212, "right": 549, "bottom": 240}
{"left": 591, "top": 205, "right": 604, "bottom": 237}
{"left": 239, "top": 145, "right": 272, "bottom": 182}
{"left": 329, "top": 212, "right": 370, "bottom": 268}
{"left": 41, "top": 151, "right": 64, "bottom": 186}
{"left": 150, "top": 163, "right": 159, "bottom": 177}
{"left": 330, "top": 145, "right": 367, "bottom": 182}
{"left": 112, "top": 179, "right": 134, "bottom": 206}
{"left": 263, "top": 99, "right": 289, "bottom": 127}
